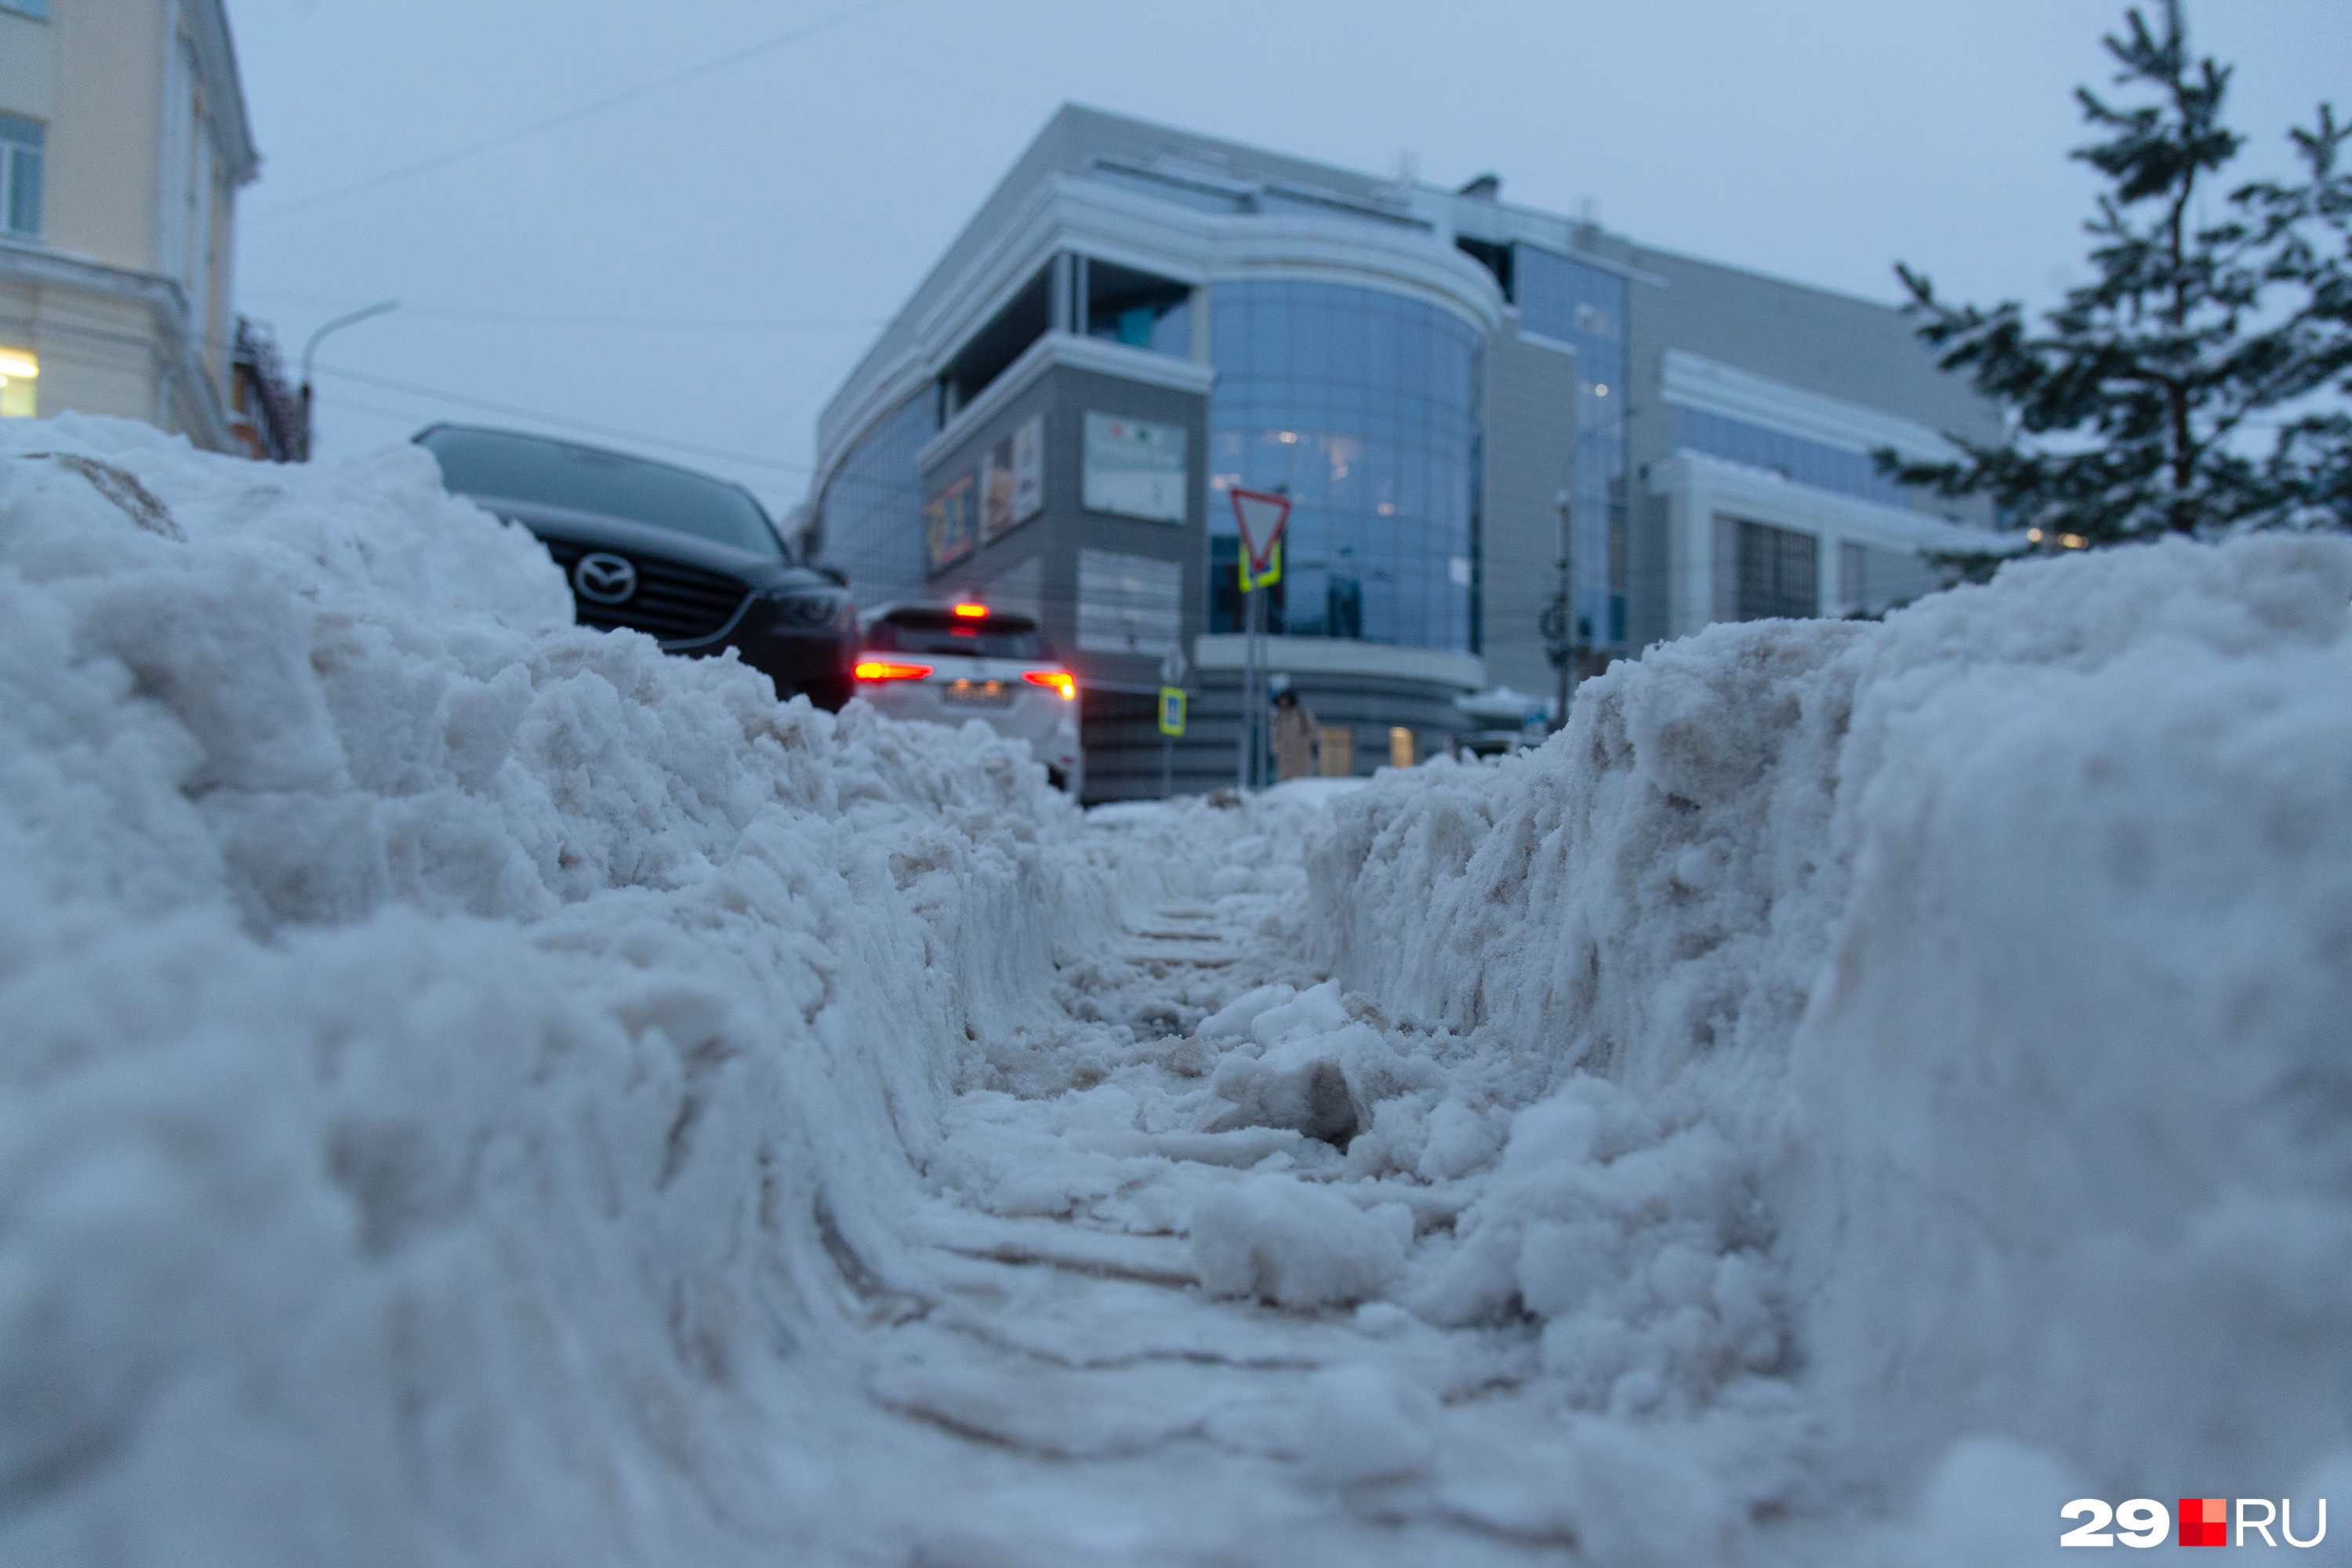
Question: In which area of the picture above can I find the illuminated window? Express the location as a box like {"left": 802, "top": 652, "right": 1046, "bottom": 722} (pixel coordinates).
{"left": 0, "top": 113, "right": 42, "bottom": 238}
{"left": 0, "top": 347, "right": 35, "bottom": 419}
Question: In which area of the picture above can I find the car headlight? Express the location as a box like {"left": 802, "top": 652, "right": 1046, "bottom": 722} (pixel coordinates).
{"left": 765, "top": 589, "right": 849, "bottom": 629}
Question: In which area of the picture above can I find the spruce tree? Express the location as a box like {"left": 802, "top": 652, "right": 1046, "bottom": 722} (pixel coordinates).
{"left": 1886, "top": 1, "right": 2351, "bottom": 548}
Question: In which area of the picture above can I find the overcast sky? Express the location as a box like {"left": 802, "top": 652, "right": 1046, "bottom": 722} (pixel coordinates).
{"left": 222, "top": 0, "right": 2350, "bottom": 523}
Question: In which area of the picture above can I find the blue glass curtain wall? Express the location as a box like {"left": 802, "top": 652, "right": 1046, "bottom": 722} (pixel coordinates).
{"left": 1207, "top": 280, "right": 1480, "bottom": 654}
{"left": 1513, "top": 245, "right": 1628, "bottom": 647}
{"left": 819, "top": 393, "right": 937, "bottom": 612}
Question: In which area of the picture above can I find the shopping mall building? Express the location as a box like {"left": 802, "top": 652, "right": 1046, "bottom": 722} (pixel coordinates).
{"left": 808, "top": 106, "right": 1999, "bottom": 800}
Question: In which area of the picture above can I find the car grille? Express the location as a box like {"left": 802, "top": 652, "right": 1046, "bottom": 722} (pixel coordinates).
{"left": 540, "top": 539, "right": 750, "bottom": 644}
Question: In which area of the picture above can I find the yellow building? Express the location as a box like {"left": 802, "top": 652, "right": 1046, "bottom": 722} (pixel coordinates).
{"left": 0, "top": 0, "right": 260, "bottom": 450}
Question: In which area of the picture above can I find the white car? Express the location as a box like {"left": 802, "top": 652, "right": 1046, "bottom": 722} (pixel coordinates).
{"left": 854, "top": 602, "right": 1083, "bottom": 796}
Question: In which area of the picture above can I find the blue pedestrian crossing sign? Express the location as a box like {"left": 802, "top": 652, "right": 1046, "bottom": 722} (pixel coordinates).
{"left": 1157, "top": 686, "right": 1187, "bottom": 736}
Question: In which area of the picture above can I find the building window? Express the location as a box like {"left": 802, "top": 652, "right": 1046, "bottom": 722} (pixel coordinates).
{"left": 1082, "top": 258, "right": 1191, "bottom": 359}
{"left": 939, "top": 263, "right": 1051, "bottom": 416}
{"left": 0, "top": 346, "right": 35, "bottom": 418}
{"left": 1, "top": 113, "right": 44, "bottom": 238}
{"left": 1837, "top": 537, "right": 1936, "bottom": 617}
{"left": 1733, "top": 519, "right": 1818, "bottom": 621}
{"left": 1671, "top": 406, "right": 1909, "bottom": 508}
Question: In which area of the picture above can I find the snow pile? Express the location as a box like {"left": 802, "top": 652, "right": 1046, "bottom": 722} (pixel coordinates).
{"left": 11, "top": 412, "right": 2348, "bottom": 1565}
{"left": 1309, "top": 535, "right": 2352, "bottom": 1536}
{"left": 0, "top": 417, "right": 1092, "bottom": 1563}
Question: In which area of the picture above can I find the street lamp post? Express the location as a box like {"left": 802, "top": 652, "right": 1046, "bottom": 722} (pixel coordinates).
{"left": 1541, "top": 488, "right": 1575, "bottom": 731}
{"left": 297, "top": 299, "right": 399, "bottom": 460}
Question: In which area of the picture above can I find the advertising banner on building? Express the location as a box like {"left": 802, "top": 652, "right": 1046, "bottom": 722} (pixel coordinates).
{"left": 981, "top": 415, "right": 1045, "bottom": 543}
{"left": 1082, "top": 412, "right": 1186, "bottom": 524}
{"left": 924, "top": 470, "right": 976, "bottom": 573}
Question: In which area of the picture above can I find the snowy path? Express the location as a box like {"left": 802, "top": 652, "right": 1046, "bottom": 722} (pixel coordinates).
{"left": 820, "top": 809, "right": 1741, "bottom": 1566}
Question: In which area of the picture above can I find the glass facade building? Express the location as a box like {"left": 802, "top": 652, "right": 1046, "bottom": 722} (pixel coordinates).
{"left": 810, "top": 105, "right": 1999, "bottom": 782}
{"left": 1206, "top": 281, "right": 1481, "bottom": 655}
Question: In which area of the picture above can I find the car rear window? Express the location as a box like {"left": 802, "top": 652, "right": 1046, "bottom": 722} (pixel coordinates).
{"left": 865, "top": 612, "right": 1052, "bottom": 661}
{"left": 419, "top": 426, "right": 784, "bottom": 559}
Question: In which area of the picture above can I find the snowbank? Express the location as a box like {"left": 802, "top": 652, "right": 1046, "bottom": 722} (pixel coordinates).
{"left": 0, "top": 418, "right": 1094, "bottom": 1563}
{"left": 1309, "top": 535, "right": 2352, "bottom": 1534}
{"left": 11, "top": 412, "right": 2348, "bottom": 1563}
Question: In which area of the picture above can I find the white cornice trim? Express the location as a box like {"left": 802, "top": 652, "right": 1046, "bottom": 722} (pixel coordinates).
{"left": 1660, "top": 348, "right": 1958, "bottom": 464}
{"left": 1515, "top": 328, "right": 1580, "bottom": 358}
{"left": 0, "top": 235, "right": 183, "bottom": 310}
{"left": 1192, "top": 633, "right": 1483, "bottom": 691}
{"left": 1040, "top": 331, "right": 1218, "bottom": 394}
{"left": 182, "top": 0, "right": 260, "bottom": 183}
{"left": 912, "top": 331, "right": 1214, "bottom": 472}
{"left": 1646, "top": 449, "right": 1989, "bottom": 553}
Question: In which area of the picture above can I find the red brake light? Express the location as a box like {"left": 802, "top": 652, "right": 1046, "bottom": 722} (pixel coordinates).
{"left": 952, "top": 602, "right": 989, "bottom": 619}
{"left": 855, "top": 659, "right": 934, "bottom": 682}
{"left": 1023, "top": 670, "right": 1076, "bottom": 700}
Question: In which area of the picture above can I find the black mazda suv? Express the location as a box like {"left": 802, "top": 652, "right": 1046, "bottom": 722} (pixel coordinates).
{"left": 416, "top": 424, "right": 857, "bottom": 709}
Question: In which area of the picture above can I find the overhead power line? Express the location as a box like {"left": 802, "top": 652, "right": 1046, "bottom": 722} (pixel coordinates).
{"left": 243, "top": 289, "right": 885, "bottom": 330}
{"left": 311, "top": 361, "right": 814, "bottom": 476}
{"left": 252, "top": 0, "right": 904, "bottom": 223}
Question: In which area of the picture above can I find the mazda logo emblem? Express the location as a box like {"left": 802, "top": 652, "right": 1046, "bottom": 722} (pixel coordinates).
{"left": 573, "top": 552, "right": 637, "bottom": 604}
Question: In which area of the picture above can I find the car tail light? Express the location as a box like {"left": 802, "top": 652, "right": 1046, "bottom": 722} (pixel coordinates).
{"left": 855, "top": 659, "right": 934, "bottom": 681}
{"left": 952, "top": 602, "right": 989, "bottom": 619}
{"left": 1023, "top": 670, "right": 1076, "bottom": 700}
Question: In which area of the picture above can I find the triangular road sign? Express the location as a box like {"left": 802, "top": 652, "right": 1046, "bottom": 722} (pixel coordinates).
{"left": 1230, "top": 487, "right": 1291, "bottom": 575}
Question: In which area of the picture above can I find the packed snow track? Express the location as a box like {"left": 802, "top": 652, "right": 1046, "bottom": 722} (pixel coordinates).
{"left": 4, "top": 419, "right": 2350, "bottom": 1566}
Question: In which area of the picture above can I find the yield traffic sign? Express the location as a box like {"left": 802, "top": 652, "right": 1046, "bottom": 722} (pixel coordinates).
{"left": 1230, "top": 487, "right": 1290, "bottom": 590}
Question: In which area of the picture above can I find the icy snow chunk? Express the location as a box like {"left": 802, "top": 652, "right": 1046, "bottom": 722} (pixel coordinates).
{"left": 1191, "top": 1180, "right": 1411, "bottom": 1308}
{"left": 1245, "top": 978, "right": 1348, "bottom": 1046}
{"left": 1417, "top": 1097, "right": 1504, "bottom": 1181}
{"left": 1194, "top": 982, "right": 1292, "bottom": 1040}
{"left": 1297, "top": 1363, "right": 1434, "bottom": 1484}
{"left": 1196, "top": 1022, "right": 1384, "bottom": 1144}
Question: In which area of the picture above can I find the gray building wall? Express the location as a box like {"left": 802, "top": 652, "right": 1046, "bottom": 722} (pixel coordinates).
{"left": 920, "top": 362, "right": 1209, "bottom": 694}
{"left": 1617, "top": 248, "right": 2004, "bottom": 652}
{"left": 1479, "top": 321, "right": 1578, "bottom": 697}
{"left": 917, "top": 361, "right": 1216, "bottom": 801}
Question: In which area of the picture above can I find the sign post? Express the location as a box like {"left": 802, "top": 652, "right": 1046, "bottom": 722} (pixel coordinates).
{"left": 1229, "top": 487, "right": 1290, "bottom": 789}
{"left": 1157, "top": 649, "right": 1188, "bottom": 797}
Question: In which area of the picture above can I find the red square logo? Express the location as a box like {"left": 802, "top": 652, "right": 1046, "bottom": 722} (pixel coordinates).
{"left": 2180, "top": 1497, "right": 2227, "bottom": 1547}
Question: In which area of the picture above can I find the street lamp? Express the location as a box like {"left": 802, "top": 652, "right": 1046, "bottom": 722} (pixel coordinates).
{"left": 297, "top": 299, "right": 399, "bottom": 460}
